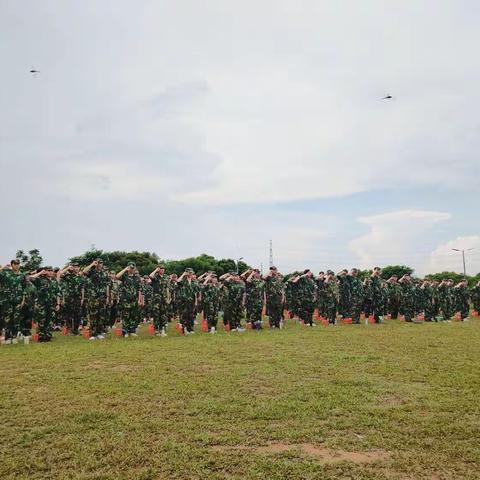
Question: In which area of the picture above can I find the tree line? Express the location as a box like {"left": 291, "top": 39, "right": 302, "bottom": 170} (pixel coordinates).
{"left": 12, "top": 249, "right": 480, "bottom": 286}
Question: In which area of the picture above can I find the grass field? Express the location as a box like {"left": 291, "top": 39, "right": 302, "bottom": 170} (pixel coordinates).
{"left": 0, "top": 318, "right": 479, "bottom": 480}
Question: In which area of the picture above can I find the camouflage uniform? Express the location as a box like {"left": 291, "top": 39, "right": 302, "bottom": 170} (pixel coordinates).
{"left": 223, "top": 279, "right": 245, "bottom": 330}
{"left": 421, "top": 283, "right": 436, "bottom": 321}
{"left": 265, "top": 275, "right": 284, "bottom": 328}
{"left": 84, "top": 269, "right": 110, "bottom": 337}
{"left": 202, "top": 282, "right": 222, "bottom": 329}
{"left": 246, "top": 277, "right": 265, "bottom": 327}
{"left": 0, "top": 269, "right": 25, "bottom": 340}
{"left": 33, "top": 276, "right": 60, "bottom": 342}
{"left": 370, "top": 275, "right": 384, "bottom": 323}
{"left": 337, "top": 274, "right": 350, "bottom": 318}
{"left": 140, "top": 279, "right": 153, "bottom": 322}
{"left": 437, "top": 282, "right": 454, "bottom": 320}
{"left": 453, "top": 283, "right": 470, "bottom": 320}
{"left": 20, "top": 277, "right": 37, "bottom": 336}
{"left": 315, "top": 276, "right": 327, "bottom": 318}
{"left": 324, "top": 277, "right": 339, "bottom": 324}
{"left": 296, "top": 275, "right": 317, "bottom": 326}
{"left": 150, "top": 273, "right": 170, "bottom": 332}
{"left": 118, "top": 273, "right": 141, "bottom": 334}
{"left": 471, "top": 284, "right": 480, "bottom": 313}
{"left": 386, "top": 280, "right": 401, "bottom": 319}
{"left": 347, "top": 274, "right": 364, "bottom": 324}
{"left": 399, "top": 280, "right": 416, "bottom": 322}
{"left": 177, "top": 278, "right": 198, "bottom": 333}
{"left": 60, "top": 271, "right": 84, "bottom": 334}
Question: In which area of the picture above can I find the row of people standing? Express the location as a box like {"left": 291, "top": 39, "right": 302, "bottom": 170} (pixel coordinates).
{"left": 1, "top": 260, "right": 479, "bottom": 344}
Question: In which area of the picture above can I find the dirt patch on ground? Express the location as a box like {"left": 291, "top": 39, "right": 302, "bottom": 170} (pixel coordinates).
{"left": 85, "top": 362, "right": 133, "bottom": 372}
{"left": 87, "top": 361, "right": 106, "bottom": 369}
{"left": 211, "top": 443, "right": 389, "bottom": 464}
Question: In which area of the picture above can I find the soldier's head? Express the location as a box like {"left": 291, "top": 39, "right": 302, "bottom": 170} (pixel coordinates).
{"left": 270, "top": 266, "right": 278, "bottom": 276}
{"left": 389, "top": 275, "right": 398, "bottom": 283}
{"left": 185, "top": 268, "right": 194, "bottom": 278}
{"left": 95, "top": 258, "right": 104, "bottom": 271}
{"left": 43, "top": 266, "right": 55, "bottom": 278}
{"left": 253, "top": 268, "right": 261, "bottom": 278}
{"left": 350, "top": 268, "right": 358, "bottom": 277}
{"left": 157, "top": 264, "right": 165, "bottom": 275}
{"left": 143, "top": 275, "right": 151, "bottom": 283}
{"left": 210, "top": 274, "right": 218, "bottom": 284}
{"left": 170, "top": 273, "right": 178, "bottom": 281}
{"left": 303, "top": 269, "right": 312, "bottom": 277}
{"left": 318, "top": 271, "right": 324, "bottom": 279}
{"left": 326, "top": 270, "right": 334, "bottom": 279}
{"left": 70, "top": 263, "right": 80, "bottom": 273}
{"left": 127, "top": 262, "right": 136, "bottom": 274}
{"left": 10, "top": 259, "right": 20, "bottom": 273}
{"left": 373, "top": 267, "right": 381, "bottom": 276}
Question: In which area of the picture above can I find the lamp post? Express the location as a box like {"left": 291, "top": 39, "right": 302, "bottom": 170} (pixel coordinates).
{"left": 451, "top": 248, "right": 475, "bottom": 277}
{"left": 236, "top": 257, "right": 244, "bottom": 274}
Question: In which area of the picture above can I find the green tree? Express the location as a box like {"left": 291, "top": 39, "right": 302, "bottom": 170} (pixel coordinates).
{"left": 380, "top": 265, "right": 414, "bottom": 280}
{"left": 15, "top": 249, "right": 43, "bottom": 272}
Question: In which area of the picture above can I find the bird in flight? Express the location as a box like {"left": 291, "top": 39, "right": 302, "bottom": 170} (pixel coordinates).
{"left": 30, "top": 68, "right": 40, "bottom": 75}
{"left": 382, "top": 95, "right": 393, "bottom": 100}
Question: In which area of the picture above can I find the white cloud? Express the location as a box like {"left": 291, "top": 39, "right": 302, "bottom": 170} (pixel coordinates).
{"left": 428, "top": 235, "right": 480, "bottom": 275}
{"left": 350, "top": 210, "right": 451, "bottom": 271}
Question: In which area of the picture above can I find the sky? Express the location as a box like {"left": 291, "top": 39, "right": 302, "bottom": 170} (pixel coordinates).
{"left": 1, "top": 0, "right": 479, "bottom": 275}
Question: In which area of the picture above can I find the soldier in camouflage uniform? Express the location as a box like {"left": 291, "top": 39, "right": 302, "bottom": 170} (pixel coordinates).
{"left": 177, "top": 268, "right": 199, "bottom": 334}
{"left": 168, "top": 274, "right": 179, "bottom": 323}
{"left": 140, "top": 275, "right": 153, "bottom": 323}
{"left": 453, "top": 279, "right": 470, "bottom": 320}
{"left": 285, "top": 274, "right": 300, "bottom": 319}
{"left": 149, "top": 265, "right": 170, "bottom": 336}
{"left": 245, "top": 269, "right": 265, "bottom": 329}
{"left": 30, "top": 267, "right": 61, "bottom": 342}
{"left": 107, "top": 272, "right": 120, "bottom": 328}
{"left": 83, "top": 259, "right": 110, "bottom": 340}
{"left": 437, "top": 279, "right": 454, "bottom": 321}
{"left": 58, "top": 263, "right": 84, "bottom": 335}
{"left": 0, "top": 260, "right": 25, "bottom": 344}
{"left": 421, "top": 280, "right": 436, "bottom": 321}
{"left": 292, "top": 270, "right": 317, "bottom": 326}
{"left": 20, "top": 275, "right": 37, "bottom": 337}
{"left": 399, "top": 274, "right": 416, "bottom": 322}
{"left": 202, "top": 273, "right": 222, "bottom": 333}
{"left": 315, "top": 272, "right": 326, "bottom": 318}
{"left": 386, "top": 275, "right": 401, "bottom": 319}
{"left": 347, "top": 268, "right": 364, "bottom": 324}
{"left": 337, "top": 269, "right": 350, "bottom": 318}
{"left": 369, "top": 267, "right": 384, "bottom": 323}
{"left": 471, "top": 281, "right": 480, "bottom": 314}
{"left": 264, "top": 266, "right": 285, "bottom": 328}
{"left": 324, "top": 270, "right": 339, "bottom": 325}
{"left": 222, "top": 272, "right": 246, "bottom": 331}
{"left": 116, "top": 262, "right": 141, "bottom": 337}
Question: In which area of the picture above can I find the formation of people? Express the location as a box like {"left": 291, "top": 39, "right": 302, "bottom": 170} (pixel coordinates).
{"left": 0, "top": 259, "right": 479, "bottom": 345}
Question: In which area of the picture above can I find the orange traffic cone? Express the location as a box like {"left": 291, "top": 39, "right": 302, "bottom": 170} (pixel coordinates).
{"left": 62, "top": 324, "right": 68, "bottom": 336}
{"left": 201, "top": 318, "right": 208, "bottom": 332}
{"left": 300, "top": 319, "right": 304, "bottom": 326}
{"left": 82, "top": 328, "right": 90, "bottom": 339}
{"left": 148, "top": 323, "right": 155, "bottom": 336}
{"left": 368, "top": 315, "right": 375, "bottom": 324}
{"left": 454, "top": 312, "right": 462, "bottom": 321}
{"left": 416, "top": 314, "right": 425, "bottom": 322}
{"left": 473, "top": 310, "right": 479, "bottom": 317}
{"left": 225, "top": 322, "right": 231, "bottom": 332}
{"left": 32, "top": 333, "right": 39, "bottom": 342}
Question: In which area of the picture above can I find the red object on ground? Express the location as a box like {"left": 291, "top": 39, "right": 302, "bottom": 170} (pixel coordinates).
{"left": 368, "top": 315, "right": 375, "bottom": 324}
{"left": 343, "top": 317, "right": 353, "bottom": 324}
{"left": 32, "top": 333, "right": 39, "bottom": 342}
{"left": 114, "top": 327, "right": 123, "bottom": 337}
{"left": 148, "top": 323, "right": 155, "bottom": 336}
{"left": 201, "top": 319, "right": 208, "bottom": 332}
{"left": 473, "top": 310, "right": 479, "bottom": 317}
{"left": 454, "top": 312, "right": 462, "bottom": 321}
{"left": 416, "top": 314, "right": 425, "bottom": 322}
{"left": 62, "top": 325, "right": 68, "bottom": 336}
{"left": 300, "top": 319, "right": 304, "bottom": 326}
{"left": 225, "top": 322, "right": 231, "bottom": 332}
{"left": 82, "top": 328, "right": 90, "bottom": 339}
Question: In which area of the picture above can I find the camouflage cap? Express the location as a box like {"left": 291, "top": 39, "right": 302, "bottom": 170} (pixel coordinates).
{"left": 185, "top": 268, "right": 194, "bottom": 273}
{"left": 157, "top": 264, "right": 165, "bottom": 269}
{"left": 326, "top": 270, "right": 334, "bottom": 275}
{"left": 128, "top": 262, "right": 136, "bottom": 268}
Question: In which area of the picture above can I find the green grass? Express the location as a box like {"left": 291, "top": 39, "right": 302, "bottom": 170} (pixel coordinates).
{"left": 1, "top": 318, "right": 479, "bottom": 479}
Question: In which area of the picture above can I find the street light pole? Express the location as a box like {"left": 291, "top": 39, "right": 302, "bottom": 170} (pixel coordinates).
{"left": 452, "top": 248, "right": 475, "bottom": 277}
{"left": 236, "top": 257, "right": 244, "bottom": 274}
